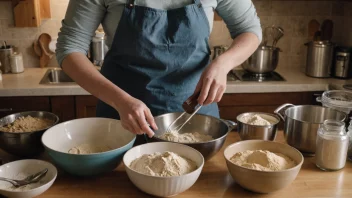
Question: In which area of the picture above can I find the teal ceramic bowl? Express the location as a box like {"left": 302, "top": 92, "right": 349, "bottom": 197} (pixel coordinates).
{"left": 41, "top": 118, "right": 136, "bottom": 176}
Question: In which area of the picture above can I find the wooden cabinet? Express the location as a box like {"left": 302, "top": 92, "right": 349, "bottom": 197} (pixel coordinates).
{"left": 75, "top": 96, "right": 99, "bottom": 119}
{"left": 50, "top": 96, "right": 75, "bottom": 122}
{"left": 0, "top": 96, "right": 51, "bottom": 118}
{"left": 0, "top": 92, "right": 322, "bottom": 122}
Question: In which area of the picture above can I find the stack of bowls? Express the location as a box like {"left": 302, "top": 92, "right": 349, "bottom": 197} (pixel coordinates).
{"left": 0, "top": 111, "right": 59, "bottom": 157}
{"left": 123, "top": 142, "right": 204, "bottom": 197}
{"left": 41, "top": 118, "right": 136, "bottom": 176}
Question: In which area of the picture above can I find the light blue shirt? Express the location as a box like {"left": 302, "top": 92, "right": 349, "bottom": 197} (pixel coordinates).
{"left": 56, "top": 0, "right": 262, "bottom": 66}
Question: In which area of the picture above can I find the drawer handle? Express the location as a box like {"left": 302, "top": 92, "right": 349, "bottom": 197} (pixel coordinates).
{"left": 0, "top": 108, "right": 12, "bottom": 112}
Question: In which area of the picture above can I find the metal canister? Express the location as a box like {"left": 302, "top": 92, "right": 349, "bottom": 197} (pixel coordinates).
{"left": 9, "top": 52, "right": 24, "bottom": 73}
{"left": 305, "top": 41, "right": 334, "bottom": 78}
{"left": 89, "top": 30, "right": 108, "bottom": 66}
{"left": 0, "top": 45, "right": 13, "bottom": 74}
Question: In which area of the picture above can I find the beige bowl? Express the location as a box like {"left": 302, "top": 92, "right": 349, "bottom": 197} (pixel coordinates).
{"left": 224, "top": 140, "right": 304, "bottom": 193}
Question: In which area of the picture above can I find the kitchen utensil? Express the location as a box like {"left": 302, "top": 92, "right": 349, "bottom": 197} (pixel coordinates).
{"left": 0, "top": 45, "right": 13, "bottom": 74}
{"left": 321, "top": 19, "right": 333, "bottom": 41}
{"left": 123, "top": 142, "right": 204, "bottom": 197}
{"left": 272, "top": 26, "right": 284, "bottom": 48}
{"left": 38, "top": 33, "right": 54, "bottom": 68}
{"left": 0, "top": 168, "right": 48, "bottom": 188}
{"left": 89, "top": 30, "right": 108, "bottom": 66}
{"left": 42, "top": 118, "right": 136, "bottom": 176}
{"left": 333, "top": 46, "right": 351, "bottom": 79}
{"left": 212, "top": 45, "right": 228, "bottom": 60}
{"left": 263, "top": 26, "right": 272, "bottom": 46}
{"left": 308, "top": 19, "right": 320, "bottom": 41}
{"left": 165, "top": 92, "right": 201, "bottom": 134}
{"left": 305, "top": 41, "right": 334, "bottom": 78}
{"left": 316, "top": 90, "right": 352, "bottom": 114}
{"left": 314, "top": 31, "right": 321, "bottom": 41}
{"left": 224, "top": 140, "right": 303, "bottom": 193}
{"left": 149, "top": 112, "right": 236, "bottom": 160}
{"left": 9, "top": 52, "right": 24, "bottom": 74}
{"left": 315, "top": 120, "right": 348, "bottom": 171}
{"left": 0, "top": 111, "right": 59, "bottom": 157}
{"left": 242, "top": 45, "right": 280, "bottom": 74}
{"left": 236, "top": 112, "right": 280, "bottom": 141}
{"left": 33, "top": 41, "right": 42, "bottom": 57}
{"left": 0, "top": 159, "right": 57, "bottom": 198}
{"left": 274, "top": 104, "right": 347, "bottom": 155}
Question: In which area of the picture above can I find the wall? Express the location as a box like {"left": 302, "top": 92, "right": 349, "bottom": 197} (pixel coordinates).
{"left": 0, "top": 0, "right": 349, "bottom": 68}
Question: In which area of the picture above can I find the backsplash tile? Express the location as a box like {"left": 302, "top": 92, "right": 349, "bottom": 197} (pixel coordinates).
{"left": 0, "top": 0, "right": 349, "bottom": 69}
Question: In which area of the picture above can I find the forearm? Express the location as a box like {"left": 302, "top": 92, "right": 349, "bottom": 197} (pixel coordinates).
{"left": 215, "top": 32, "right": 260, "bottom": 72}
{"left": 61, "top": 53, "right": 130, "bottom": 110}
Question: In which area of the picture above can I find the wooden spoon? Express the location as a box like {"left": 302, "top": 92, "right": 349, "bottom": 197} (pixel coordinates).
{"left": 38, "top": 33, "right": 54, "bottom": 68}
{"left": 33, "top": 41, "right": 42, "bottom": 57}
{"left": 321, "top": 19, "right": 333, "bottom": 41}
{"left": 308, "top": 20, "right": 320, "bottom": 41}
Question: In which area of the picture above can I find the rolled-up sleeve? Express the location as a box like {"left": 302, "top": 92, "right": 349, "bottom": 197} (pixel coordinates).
{"left": 56, "top": 0, "right": 106, "bottom": 66}
{"left": 216, "top": 0, "right": 262, "bottom": 41}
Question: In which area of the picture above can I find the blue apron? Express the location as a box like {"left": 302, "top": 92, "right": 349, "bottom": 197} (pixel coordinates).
{"left": 96, "top": 0, "right": 219, "bottom": 119}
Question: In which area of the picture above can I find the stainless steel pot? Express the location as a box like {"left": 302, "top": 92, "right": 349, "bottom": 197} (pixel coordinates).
{"left": 148, "top": 113, "right": 236, "bottom": 161}
{"left": 0, "top": 111, "right": 59, "bottom": 157}
{"left": 305, "top": 41, "right": 334, "bottom": 78}
{"left": 274, "top": 104, "right": 347, "bottom": 155}
{"left": 236, "top": 112, "right": 280, "bottom": 141}
{"left": 242, "top": 45, "right": 280, "bottom": 74}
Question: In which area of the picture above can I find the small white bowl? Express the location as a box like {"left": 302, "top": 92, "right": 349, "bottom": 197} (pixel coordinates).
{"left": 0, "top": 159, "right": 57, "bottom": 198}
{"left": 123, "top": 142, "right": 204, "bottom": 197}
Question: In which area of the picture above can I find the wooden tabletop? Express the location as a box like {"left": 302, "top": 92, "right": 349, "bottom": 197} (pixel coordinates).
{"left": 1, "top": 131, "right": 352, "bottom": 198}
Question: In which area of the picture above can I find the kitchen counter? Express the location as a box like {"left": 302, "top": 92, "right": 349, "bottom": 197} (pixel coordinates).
{"left": 0, "top": 67, "right": 351, "bottom": 97}
{"left": 1, "top": 131, "right": 351, "bottom": 198}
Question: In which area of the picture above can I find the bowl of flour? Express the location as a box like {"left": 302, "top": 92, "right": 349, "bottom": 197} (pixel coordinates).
{"left": 41, "top": 118, "right": 136, "bottom": 176}
{"left": 224, "top": 140, "right": 304, "bottom": 193}
{"left": 123, "top": 142, "right": 204, "bottom": 197}
{"left": 148, "top": 112, "right": 236, "bottom": 161}
{"left": 236, "top": 112, "right": 280, "bottom": 141}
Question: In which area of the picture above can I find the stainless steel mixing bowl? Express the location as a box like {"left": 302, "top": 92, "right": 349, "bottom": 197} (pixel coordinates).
{"left": 275, "top": 104, "right": 347, "bottom": 155}
{"left": 236, "top": 112, "right": 280, "bottom": 141}
{"left": 148, "top": 113, "right": 236, "bottom": 161}
{"left": 0, "top": 111, "right": 59, "bottom": 157}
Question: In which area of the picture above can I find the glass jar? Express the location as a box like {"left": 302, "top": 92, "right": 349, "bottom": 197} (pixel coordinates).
{"left": 347, "top": 120, "right": 352, "bottom": 161}
{"left": 315, "top": 119, "right": 349, "bottom": 171}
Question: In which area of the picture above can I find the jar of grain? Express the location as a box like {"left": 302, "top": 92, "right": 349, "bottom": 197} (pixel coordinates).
{"left": 315, "top": 119, "right": 349, "bottom": 171}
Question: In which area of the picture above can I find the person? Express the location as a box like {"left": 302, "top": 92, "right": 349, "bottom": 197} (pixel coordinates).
{"left": 56, "top": 0, "right": 262, "bottom": 138}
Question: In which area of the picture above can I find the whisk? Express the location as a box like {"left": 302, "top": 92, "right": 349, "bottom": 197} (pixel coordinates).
{"left": 165, "top": 92, "right": 202, "bottom": 134}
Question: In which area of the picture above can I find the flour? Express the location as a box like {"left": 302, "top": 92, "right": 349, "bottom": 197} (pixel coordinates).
{"left": 68, "top": 143, "right": 113, "bottom": 154}
{"left": 0, "top": 172, "right": 48, "bottom": 191}
{"left": 0, "top": 116, "right": 54, "bottom": 133}
{"left": 158, "top": 131, "right": 214, "bottom": 143}
{"left": 129, "top": 151, "right": 197, "bottom": 177}
{"left": 239, "top": 114, "right": 272, "bottom": 126}
{"left": 230, "top": 150, "right": 296, "bottom": 171}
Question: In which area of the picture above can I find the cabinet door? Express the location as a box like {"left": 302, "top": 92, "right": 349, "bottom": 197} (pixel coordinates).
{"left": 0, "top": 97, "right": 50, "bottom": 118}
{"left": 76, "top": 96, "right": 99, "bottom": 118}
{"left": 50, "top": 96, "right": 75, "bottom": 122}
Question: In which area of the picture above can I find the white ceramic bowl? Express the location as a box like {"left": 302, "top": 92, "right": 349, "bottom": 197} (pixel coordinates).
{"left": 0, "top": 159, "right": 57, "bottom": 198}
{"left": 224, "top": 140, "right": 304, "bottom": 193}
{"left": 123, "top": 142, "right": 204, "bottom": 197}
{"left": 42, "top": 118, "right": 136, "bottom": 176}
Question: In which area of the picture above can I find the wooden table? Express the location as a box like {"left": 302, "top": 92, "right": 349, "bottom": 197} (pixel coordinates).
{"left": 1, "top": 131, "right": 352, "bottom": 198}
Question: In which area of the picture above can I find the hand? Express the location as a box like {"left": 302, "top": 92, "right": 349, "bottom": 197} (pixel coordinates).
{"left": 194, "top": 59, "right": 229, "bottom": 105}
{"left": 116, "top": 96, "right": 158, "bottom": 138}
